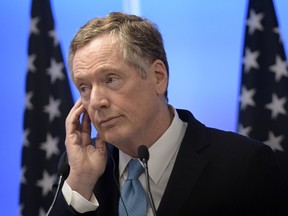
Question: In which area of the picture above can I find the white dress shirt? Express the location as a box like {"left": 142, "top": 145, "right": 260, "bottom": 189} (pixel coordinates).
{"left": 62, "top": 107, "right": 187, "bottom": 215}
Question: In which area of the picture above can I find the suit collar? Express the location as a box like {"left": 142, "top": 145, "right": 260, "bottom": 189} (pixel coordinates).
{"left": 157, "top": 109, "right": 209, "bottom": 215}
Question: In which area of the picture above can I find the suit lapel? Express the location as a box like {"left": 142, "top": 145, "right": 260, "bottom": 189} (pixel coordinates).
{"left": 95, "top": 145, "right": 120, "bottom": 216}
{"left": 157, "top": 109, "right": 209, "bottom": 216}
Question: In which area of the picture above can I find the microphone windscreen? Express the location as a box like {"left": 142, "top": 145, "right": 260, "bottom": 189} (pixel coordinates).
{"left": 138, "top": 145, "right": 149, "bottom": 162}
{"left": 57, "top": 151, "right": 70, "bottom": 179}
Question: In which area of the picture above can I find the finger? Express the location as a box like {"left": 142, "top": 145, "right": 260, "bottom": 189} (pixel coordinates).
{"left": 81, "top": 111, "right": 91, "bottom": 133}
{"left": 95, "top": 136, "right": 107, "bottom": 152}
{"left": 66, "top": 100, "right": 85, "bottom": 134}
{"left": 65, "top": 102, "right": 86, "bottom": 149}
{"left": 66, "top": 98, "right": 82, "bottom": 120}
{"left": 81, "top": 111, "right": 92, "bottom": 145}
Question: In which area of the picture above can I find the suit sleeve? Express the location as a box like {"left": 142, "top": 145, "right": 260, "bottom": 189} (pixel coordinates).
{"left": 239, "top": 144, "right": 287, "bottom": 215}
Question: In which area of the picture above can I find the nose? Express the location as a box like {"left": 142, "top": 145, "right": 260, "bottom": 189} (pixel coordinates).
{"left": 89, "top": 85, "right": 110, "bottom": 110}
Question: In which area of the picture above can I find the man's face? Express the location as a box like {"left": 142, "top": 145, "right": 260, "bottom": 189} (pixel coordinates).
{"left": 72, "top": 35, "right": 167, "bottom": 150}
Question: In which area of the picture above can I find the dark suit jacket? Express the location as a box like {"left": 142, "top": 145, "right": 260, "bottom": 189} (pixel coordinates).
{"left": 50, "top": 109, "right": 287, "bottom": 215}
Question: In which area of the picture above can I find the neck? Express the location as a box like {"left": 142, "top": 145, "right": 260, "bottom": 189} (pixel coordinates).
{"left": 124, "top": 104, "right": 174, "bottom": 157}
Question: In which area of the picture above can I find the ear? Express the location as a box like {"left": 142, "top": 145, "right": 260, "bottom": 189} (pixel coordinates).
{"left": 151, "top": 59, "right": 168, "bottom": 95}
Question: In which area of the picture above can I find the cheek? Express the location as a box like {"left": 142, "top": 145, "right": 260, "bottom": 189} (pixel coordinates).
{"left": 80, "top": 99, "right": 94, "bottom": 120}
{"left": 80, "top": 97, "right": 89, "bottom": 109}
{"left": 127, "top": 95, "right": 156, "bottom": 121}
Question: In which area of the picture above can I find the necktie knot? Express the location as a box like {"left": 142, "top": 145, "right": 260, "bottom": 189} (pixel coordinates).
{"left": 127, "top": 159, "right": 144, "bottom": 180}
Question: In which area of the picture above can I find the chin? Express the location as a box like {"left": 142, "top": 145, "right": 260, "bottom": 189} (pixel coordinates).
{"left": 102, "top": 129, "right": 132, "bottom": 146}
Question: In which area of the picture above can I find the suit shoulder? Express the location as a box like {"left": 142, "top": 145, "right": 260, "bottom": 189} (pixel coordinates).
{"left": 206, "top": 127, "right": 273, "bottom": 154}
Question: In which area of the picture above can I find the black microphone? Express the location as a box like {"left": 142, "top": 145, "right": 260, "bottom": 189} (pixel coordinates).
{"left": 57, "top": 151, "right": 70, "bottom": 180}
{"left": 46, "top": 152, "right": 70, "bottom": 216}
{"left": 138, "top": 145, "right": 157, "bottom": 216}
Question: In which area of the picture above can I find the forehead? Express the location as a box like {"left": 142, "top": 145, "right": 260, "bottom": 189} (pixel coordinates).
{"left": 73, "top": 35, "right": 122, "bottom": 73}
{"left": 76, "top": 35, "right": 119, "bottom": 60}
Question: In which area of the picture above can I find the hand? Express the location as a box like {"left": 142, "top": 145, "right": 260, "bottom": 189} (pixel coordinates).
{"left": 64, "top": 99, "right": 108, "bottom": 199}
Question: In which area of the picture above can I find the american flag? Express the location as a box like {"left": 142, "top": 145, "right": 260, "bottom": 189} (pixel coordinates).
{"left": 19, "top": 0, "right": 74, "bottom": 215}
{"left": 238, "top": 0, "right": 288, "bottom": 196}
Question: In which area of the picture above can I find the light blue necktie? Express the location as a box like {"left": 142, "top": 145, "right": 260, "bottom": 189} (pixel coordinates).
{"left": 119, "top": 159, "right": 147, "bottom": 216}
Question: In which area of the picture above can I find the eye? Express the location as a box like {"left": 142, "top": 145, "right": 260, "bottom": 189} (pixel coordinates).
{"left": 105, "top": 75, "right": 122, "bottom": 89}
{"left": 106, "top": 76, "right": 119, "bottom": 84}
{"left": 78, "top": 84, "right": 89, "bottom": 95}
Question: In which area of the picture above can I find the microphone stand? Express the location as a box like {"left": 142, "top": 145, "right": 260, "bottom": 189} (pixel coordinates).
{"left": 46, "top": 174, "right": 65, "bottom": 216}
{"left": 142, "top": 158, "right": 157, "bottom": 216}
{"left": 46, "top": 152, "right": 70, "bottom": 216}
{"left": 138, "top": 145, "right": 157, "bottom": 216}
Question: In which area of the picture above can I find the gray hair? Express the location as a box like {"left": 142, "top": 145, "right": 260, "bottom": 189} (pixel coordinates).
{"left": 68, "top": 12, "right": 169, "bottom": 100}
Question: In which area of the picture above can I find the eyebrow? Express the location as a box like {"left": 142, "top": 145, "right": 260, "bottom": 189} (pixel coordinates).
{"left": 97, "top": 66, "right": 118, "bottom": 73}
{"left": 74, "top": 66, "right": 122, "bottom": 80}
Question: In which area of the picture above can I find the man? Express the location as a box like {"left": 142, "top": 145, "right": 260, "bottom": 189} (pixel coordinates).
{"left": 50, "top": 12, "right": 287, "bottom": 215}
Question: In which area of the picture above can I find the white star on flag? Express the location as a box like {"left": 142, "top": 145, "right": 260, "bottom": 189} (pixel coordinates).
{"left": 246, "top": 9, "right": 264, "bottom": 35}
{"left": 23, "top": 129, "right": 30, "bottom": 147}
{"left": 48, "top": 30, "right": 59, "bottom": 47}
{"left": 30, "top": 17, "right": 40, "bottom": 35}
{"left": 273, "top": 27, "right": 282, "bottom": 43}
{"left": 47, "top": 58, "right": 64, "bottom": 84}
{"left": 238, "top": 124, "right": 252, "bottom": 137}
{"left": 264, "top": 131, "right": 284, "bottom": 152}
{"left": 25, "top": 91, "right": 33, "bottom": 110}
{"left": 36, "top": 170, "right": 56, "bottom": 196}
{"left": 243, "top": 48, "right": 260, "bottom": 73}
{"left": 43, "top": 96, "right": 62, "bottom": 122}
{"left": 27, "top": 54, "right": 37, "bottom": 72}
{"left": 40, "top": 133, "right": 60, "bottom": 159}
{"left": 39, "top": 208, "right": 46, "bottom": 216}
{"left": 269, "top": 55, "right": 288, "bottom": 82}
{"left": 265, "top": 94, "right": 287, "bottom": 119}
{"left": 240, "top": 86, "right": 256, "bottom": 110}
{"left": 20, "top": 166, "right": 27, "bottom": 184}
{"left": 19, "top": 204, "right": 24, "bottom": 216}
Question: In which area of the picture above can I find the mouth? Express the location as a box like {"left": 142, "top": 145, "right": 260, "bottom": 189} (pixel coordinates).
{"left": 99, "top": 116, "right": 121, "bottom": 127}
